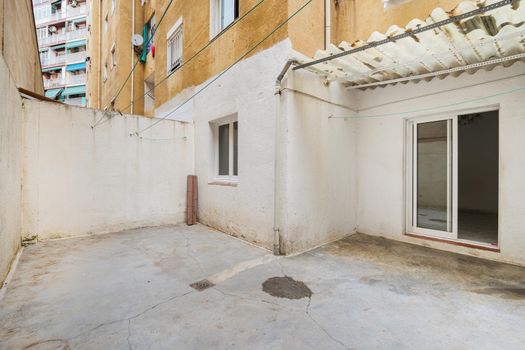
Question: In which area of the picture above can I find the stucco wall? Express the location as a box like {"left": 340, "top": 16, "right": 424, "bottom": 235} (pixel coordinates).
{"left": 355, "top": 62, "right": 525, "bottom": 265}
{"left": 21, "top": 102, "right": 194, "bottom": 240}
{"left": 161, "top": 40, "right": 357, "bottom": 253}
{"left": 332, "top": 0, "right": 464, "bottom": 44}
{"left": 0, "top": 0, "right": 43, "bottom": 93}
{"left": 279, "top": 69, "right": 358, "bottom": 253}
{"left": 0, "top": 56, "right": 23, "bottom": 285}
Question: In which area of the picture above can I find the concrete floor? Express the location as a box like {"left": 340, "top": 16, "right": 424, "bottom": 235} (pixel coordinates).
{"left": 1, "top": 225, "right": 524, "bottom": 349}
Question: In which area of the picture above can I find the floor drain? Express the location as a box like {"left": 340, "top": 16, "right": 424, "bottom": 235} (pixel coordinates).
{"left": 190, "top": 279, "right": 215, "bottom": 291}
{"left": 262, "top": 276, "right": 312, "bottom": 299}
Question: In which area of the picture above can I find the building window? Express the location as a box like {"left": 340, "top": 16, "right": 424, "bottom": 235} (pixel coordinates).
{"left": 104, "top": 13, "right": 108, "bottom": 32}
{"left": 111, "top": 0, "right": 116, "bottom": 14}
{"left": 213, "top": 116, "right": 238, "bottom": 181}
{"left": 210, "top": 0, "right": 239, "bottom": 38}
{"left": 110, "top": 43, "right": 116, "bottom": 69}
{"left": 166, "top": 18, "right": 183, "bottom": 74}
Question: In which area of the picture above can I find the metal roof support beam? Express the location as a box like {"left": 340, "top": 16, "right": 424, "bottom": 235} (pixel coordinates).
{"left": 346, "top": 52, "right": 525, "bottom": 89}
{"left": 293, "top": 0, "right": 516, "bottom": 71}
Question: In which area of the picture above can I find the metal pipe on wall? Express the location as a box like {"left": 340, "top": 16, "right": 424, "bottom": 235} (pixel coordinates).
{"left": 273, "top": 59, "right": 298, "bottom": 256}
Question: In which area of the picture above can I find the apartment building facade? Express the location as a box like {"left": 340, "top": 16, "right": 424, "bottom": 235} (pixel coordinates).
{"left": 33, "top": 0, "right": 88, "bottom": 106}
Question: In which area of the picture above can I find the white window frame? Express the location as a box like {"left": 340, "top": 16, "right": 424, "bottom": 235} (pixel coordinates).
{"left": 166, "top": 17, "right": 183, "bottom": 75}
{"left": 405, "top": 105, "right": 500, "bottom": 248}
{"left": 211, "top": 114, "right": 238, "bottom": 183}
{"left": 209, "top": 0, "right": 238, "bottom": 39}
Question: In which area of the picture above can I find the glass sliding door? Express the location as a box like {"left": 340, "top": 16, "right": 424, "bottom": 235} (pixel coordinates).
{"left": 411, "top": 117, "right": 456, "bottom": 239}
{"left": 408, "top": 111, "right": 499, "bottom": 246}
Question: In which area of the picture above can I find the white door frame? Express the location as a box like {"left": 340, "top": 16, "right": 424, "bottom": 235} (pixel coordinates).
{"left": 409, "top": 115, "right": 456, "bottom": 240}
{"left": 405, "top": 105, "right": 500, "bottom": 246}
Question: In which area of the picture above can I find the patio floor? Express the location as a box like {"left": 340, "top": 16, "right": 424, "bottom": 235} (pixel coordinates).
{"left": 1, "top": 224, "right": 524, "bottom": 349}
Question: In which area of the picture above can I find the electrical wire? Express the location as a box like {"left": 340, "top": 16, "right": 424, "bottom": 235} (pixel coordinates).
{"left": 133, "top": 0, "right": 314, "bottom": 136}
{"left": 106, "top": 0, "right": 176, "bottom": 111}
{"left": 117, "top": 0, "right": 270, "bottom": 114}
{"left": 329, "top": 86, "right": 525, "bottom": 119}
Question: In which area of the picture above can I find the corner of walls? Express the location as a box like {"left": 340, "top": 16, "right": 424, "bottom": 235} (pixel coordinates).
{"left": 0, "top": 55, "right": 24, "bottom": 285}
{"left": 279, "top": 67, "right": 359, "bottom": 254}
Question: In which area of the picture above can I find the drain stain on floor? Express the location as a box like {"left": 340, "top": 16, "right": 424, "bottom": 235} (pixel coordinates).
{"left": 262, "top": 276, "right": 312, "bottom": 299}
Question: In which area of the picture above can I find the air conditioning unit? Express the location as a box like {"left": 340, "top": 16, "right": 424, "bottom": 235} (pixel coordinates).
{"left": 71, "top": 0, "right": 78, "bottom": 8}
{"left": 49, "top": 26, "right": 57, "bottom": 33}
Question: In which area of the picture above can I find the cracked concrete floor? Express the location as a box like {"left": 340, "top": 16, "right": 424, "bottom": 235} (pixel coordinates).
{"left": 1, "top": 224, "right": 525, "bottom": 349}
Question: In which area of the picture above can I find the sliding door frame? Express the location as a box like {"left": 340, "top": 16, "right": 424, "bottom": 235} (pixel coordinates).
{"left": 405, "top": 105, "right": 500, "bottom": 247}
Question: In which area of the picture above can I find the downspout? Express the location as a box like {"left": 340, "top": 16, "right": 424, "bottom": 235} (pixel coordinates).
{"left": 325, "top": 0, "right": 331, "bottom": 50}
{"left": 131, "top": 0, "right": 135, "bottom": 114}
{"left": 273, "top": 59, "right": 298, "bottom": 256}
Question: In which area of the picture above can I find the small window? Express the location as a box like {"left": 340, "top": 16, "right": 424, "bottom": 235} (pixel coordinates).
{"left": 104, "top": 14, "right": 108, "bottom": 32}
{"left": 111, "top": 0, "right": 116, "bottom": 14}
{"left": 166, "top": 18, "right": 183, "bottom": 74}
{"left": 210, "top": 0, "right": 239, "bottom": 38}
{"left": 214, "top": 117, "right": 238, "bottom": 180}
{"left": 110, "top": 43, "right": 116, "bottom": 69}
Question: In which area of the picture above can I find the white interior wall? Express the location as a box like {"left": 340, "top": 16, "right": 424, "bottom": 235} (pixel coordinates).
{"left": 22, "top": 101, "right": 194, "bottom": 240}
{"left": 355, "top": 62, "right": 525, "bottom": 265}
{"left": 0, "top": 57, "right": 23, "bottom": 284}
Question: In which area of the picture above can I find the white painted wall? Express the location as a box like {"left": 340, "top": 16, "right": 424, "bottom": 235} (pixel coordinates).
{"left": 355, "top": 62, "right": 525, "bottom": 265}
{"left": 0, "top": 56, "right": 23, "bottom": 284}
{"left": 159, "top": 40, "right": 358, "bottom": 253}
{"left": 190, "top": 41, "right": 293, "bottom": 250}
{"left": 22, "top": 102, "right": 194, "bottom": 240}
{"left": 279, "top": 70, "right": 358, "bottom": 253}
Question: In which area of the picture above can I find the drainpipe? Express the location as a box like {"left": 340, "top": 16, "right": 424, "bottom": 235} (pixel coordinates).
{"left": 131, "top": 0, "right": 135, "bottom": 114}
{"left": 325, "top": 0, "right": 331, "bottom": 50}
{"left": 273, "top": 59, "right": 298, "bottom": 256}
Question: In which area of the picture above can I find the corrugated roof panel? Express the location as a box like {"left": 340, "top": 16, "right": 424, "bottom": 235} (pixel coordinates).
{"left": 299, "top": 0, "right": 525, "bottom": 88}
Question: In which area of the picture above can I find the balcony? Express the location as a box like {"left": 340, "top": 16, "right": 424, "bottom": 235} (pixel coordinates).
{"left": 66, "top": 5, "right": 87, "bottom": 18}
{"left": 41, "top": 55, "right": 66, "bottom": 66}
{"left": 35, "top": 5, "right": 87, "bottom": 25}
{"left": 66, "top": 28, "right": 87, "bottom": 41}
{"left": 44, "top": 77, "right": 65, "bottom": 89}
{"left": 38, "top": 32, "right": 66, "bottom": 46}
{"left": 65, "top": 97, "right": 85, "bottom": 106}
{"left": 67, "top": 74, "right": 86, "bottom": 85}
{"left": 66, "top": 51, "right": 87, "bottom": 63}
{"left": 38, "top": 29, "right": 87, "bottom": 47}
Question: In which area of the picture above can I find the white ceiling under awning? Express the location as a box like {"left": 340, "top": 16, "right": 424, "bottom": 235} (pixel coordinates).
{"left": 296, "top": 0, "right": 525, "bottom": 88}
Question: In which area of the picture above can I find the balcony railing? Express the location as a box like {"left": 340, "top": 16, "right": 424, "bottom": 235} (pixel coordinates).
{"left": 66, "top": 5, "right": 87, "bottom": 18}
{"left": 38, "top": 29, "right": 87, "bottom": 46}
{"left": 35, "top": 5, "right": 87, "bottom": 25}
{"left": 66, "top": 28, "right": 87, "bottom": 41}
{"left": 41, "top": 51, "right": 86, "bottom": 67}
{"left": 44, "top": 77, "right": 65, "bottom": 89}
{"left": 41, "top": 55, "right": 66, "bottom": 66}
{"left": 66, "top": 51, "right": 87, "bottom": 63}
{"left": 38, "top": 32, "right": 66, "bottom": 46}
{"left": 65, "top": 97, "right": 85, "bottom": 106}
{"left": 67, "top": 74, "right": 86, "bottom": 85}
